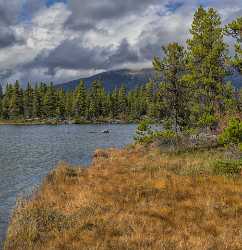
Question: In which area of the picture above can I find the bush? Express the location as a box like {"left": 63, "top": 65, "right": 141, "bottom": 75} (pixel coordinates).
{"left": 198, "top": 114, "right": 218, "bottom": 129}
{"left": 218, "top": 118, "right": 242, "bottom": 149}
{"left": 134, "top": 119, "right": 154, "bottom": 144}
{"left": 155, "top": 130, "right": 177, "bottom": 145}
{"left": 213, "top": 160, "right": 242, "bottom": 175}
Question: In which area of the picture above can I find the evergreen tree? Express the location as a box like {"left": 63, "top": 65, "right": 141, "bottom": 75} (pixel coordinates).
{"left": 74, "top": 81, "right": 86, "bottom": 118}
{"left": 153, "top": 42, "right": 190, "bottom": 132}
{"left": 24, "top": 82, "right": 34, "bottom": 118}
{"left": 65, "top": 92, "right": 74, "bottom": 120}
{"left": 225, "top": 17, "right": 242, "bottom": 72}
{"left": 43, "top": 83, "right": 57, "bottom": 118}
{"left": 118, "top": 85, "right": 127, "bottom": 118}
{"left": 56, "top": 89, "right": 66, "bottom": 119}
{"left": 9, "top": 81, "right": 24, "bottom": 119}
{"left": 110, "top": 89, "right": 119, "bottom": 119}
{"left": 185, "top": 6, "right": 228, "bottom": 129}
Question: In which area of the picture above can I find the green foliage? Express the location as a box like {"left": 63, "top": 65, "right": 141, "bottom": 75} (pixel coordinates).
{"left": 0, "top": 80, "right": 166, "bottom": 122}
{"left": 213, "top": 160, "right": 242, "bottom": 175}
{"left": 153, "top": 42, "right": 191, "bottom": 132}
{"left": 134, "top": 118, "right": 177, "bottom": 145}
{"left": 219, "top": 118, "right": 242, "bottom": 147}
{"left": 186, "top": 6, "right": 229, "bottom": 129}
{"left": 198, "top": 114, "right": 218, "bottom": 128}
{"left": 155, "top": 130, "right": 177, "bottom": 145}
{"left": 134, "top": 119, "right": 154, "bottom": 144}
{"left": 225, "top": 17, "right": 242, "bottom": 72}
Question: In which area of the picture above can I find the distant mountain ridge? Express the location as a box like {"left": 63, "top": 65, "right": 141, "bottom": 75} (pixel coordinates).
{"left": 56, "top": 69, "right": 155, "bottom": 92}
{"left": 56, "top": 68, "right": 242, "bottom": 92}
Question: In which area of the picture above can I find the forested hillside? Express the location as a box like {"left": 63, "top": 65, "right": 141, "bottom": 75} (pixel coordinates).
{"left": 56, "top": 68, "right": 155, "bottom": 92}
{"left": 56, "top": 68, "right": 242, "bottom": 92}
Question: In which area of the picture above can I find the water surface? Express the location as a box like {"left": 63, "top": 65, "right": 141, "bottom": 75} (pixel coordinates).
{"left": 0, "top": 124, "right": 136, "bottom": 245}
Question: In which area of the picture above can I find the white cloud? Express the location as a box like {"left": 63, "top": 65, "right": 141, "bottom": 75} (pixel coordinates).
{"left": 0, "top": 0, "right": 241, "bottom": 86}
{"left": 0, "top": 3, "right": 71, "bottom": 78}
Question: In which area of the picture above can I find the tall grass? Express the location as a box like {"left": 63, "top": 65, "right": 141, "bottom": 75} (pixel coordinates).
{"left": 4, "top": 146, "right": 242, "bottom": 250}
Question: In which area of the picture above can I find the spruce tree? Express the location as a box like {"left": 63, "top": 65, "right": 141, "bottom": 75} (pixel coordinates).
{"left": 225, "top": 17, "right": 242, "bottom": 72}
{"left": 74, "top": 81, "right": 86, "bottom": 118}
{"left": 9, "top": 81, "right": 24, "bottom": 119}
{"left": 118, "top": 85, "right": 127, "bottom": 118}
{"left": 43, "top": 83, "right": 57, "bottom": 118}
{"left": 65, "top": 92, "right": 74, "bottom": 120}
{"left": 186, "top": 6, "right": 228, "bottom": 129}
{"left": 56, "top": 89, "right": 66, "bottom": 119}
{"left": 153, "top": 42, "right": 190, "bottom": 132}
{"left": 24, "top": 82, "right": 34, "bottom": 118}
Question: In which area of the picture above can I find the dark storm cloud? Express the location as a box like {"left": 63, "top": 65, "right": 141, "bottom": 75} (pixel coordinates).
{"left": 0, "top": 27, "right": 21, "bottom": 48}
{"left": 107, "top": 39, "right": 139, "bottom": 65}
{"left": 0, "top": 0, "right": 26, "bottom": 48}
{"left": 31, "top": 38, "right": 140, "bottom": 75}
{"left": 65, "top": 0, "right": 165, "bottom": 30}
{"left": 0, "top": 0, "right": 22, "bottom": 25}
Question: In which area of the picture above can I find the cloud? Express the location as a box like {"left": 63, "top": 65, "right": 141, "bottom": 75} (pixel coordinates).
{"left": 0, "top": 0, "right": 242, "bottom": 86}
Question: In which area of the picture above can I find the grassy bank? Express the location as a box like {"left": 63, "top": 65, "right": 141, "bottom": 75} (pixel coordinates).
{"left": 4, "top": 145, "right": 242, "bottom": 250}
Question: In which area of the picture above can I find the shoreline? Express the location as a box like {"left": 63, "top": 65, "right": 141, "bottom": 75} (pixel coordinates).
{"left": 0, "top": 119, "right": 138, "bottom": 126}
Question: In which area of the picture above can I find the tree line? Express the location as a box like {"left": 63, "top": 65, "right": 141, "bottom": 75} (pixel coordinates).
{"left": 0, "top": 80, "right": 165, "bottom": 122}
{"left": 0, "top": 6, "right": 241, "bottom": 128}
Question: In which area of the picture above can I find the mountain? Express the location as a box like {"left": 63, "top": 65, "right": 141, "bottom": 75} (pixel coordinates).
{"left": 56, "top": 68, "right": 242, "bottom": 92}
{"left": 56, "top": 69, "right": 155, "bottom": 92}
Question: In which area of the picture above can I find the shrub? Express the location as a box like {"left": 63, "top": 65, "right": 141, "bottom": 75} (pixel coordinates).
{"left": 134, "top": 119, "right": 154, "bottom": 144}
{"left": 155, "top": 130, "right": 177, "bottom": 145}
{"left": 198, "top": 114, "right": 218, "bottom": 129}
{"left": 213, "top": 160, "right": 242, "bottom": 175}
{"left": 218, "top": 118, "right": 242, "bottom": 149}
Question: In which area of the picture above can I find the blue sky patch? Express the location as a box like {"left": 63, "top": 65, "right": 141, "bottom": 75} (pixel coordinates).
{"left": 165, "top": 1, "right": 184, "bottom": 12}
{"left": 46, "top": 0, "right": 67, "bottom": 7}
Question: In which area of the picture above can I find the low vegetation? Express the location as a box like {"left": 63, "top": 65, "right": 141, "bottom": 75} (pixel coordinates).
{"left": 4, "top": 144, "right": 242, "bottom": 250}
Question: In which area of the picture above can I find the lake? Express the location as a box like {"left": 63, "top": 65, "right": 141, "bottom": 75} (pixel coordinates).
{"left": 0, "top": 124, "right": 136, "bottom": 245}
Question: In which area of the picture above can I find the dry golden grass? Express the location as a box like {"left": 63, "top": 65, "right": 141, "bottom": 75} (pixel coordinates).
{"left": 4, "top": 145, "right": 242, "bottom": 250}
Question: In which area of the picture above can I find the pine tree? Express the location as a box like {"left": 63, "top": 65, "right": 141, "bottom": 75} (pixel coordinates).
{"left": 110, "top": 89, "right": 119, "bottom": 119}
{"left": 56, "top": 89, "right": 66, "bottom": 119}
{"left": 186, "top": 6, "right": 228, "bottom": 129}
{"left": 65, "top": 92, "right": 74, "bottom": 120}
{"left": 118, "top": 85, "right": 127, "bottom": 118}
{"left": 225, "top": 17, "right": 242, "bottom": 73}
{"left": 9, "top": 81, "right": 24, "bottom": 119}
{"left": 153, "top": 42, "right": 190, "bottom": 132}
{"left": 74, "top": 81, "right": 86, "bottom": 118}
{"left": 145, "top": 81, "right": 157, "bottom": 118}
{"left": 43, "top": 83, "right": 57, "bottom": 118}
{"left": 24, "top": 82, "right": 34, "bottom": 118}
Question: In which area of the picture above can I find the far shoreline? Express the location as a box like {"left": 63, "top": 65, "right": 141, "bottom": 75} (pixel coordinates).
{"left": 0, "top": 119, "right": 138, "bottom": 126}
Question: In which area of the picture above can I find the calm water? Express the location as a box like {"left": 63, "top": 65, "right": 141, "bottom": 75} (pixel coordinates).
{"left": 0, "top": 124, "right": 136, "bottom": 245}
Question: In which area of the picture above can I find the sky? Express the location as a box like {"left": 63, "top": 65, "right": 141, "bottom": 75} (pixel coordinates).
{"left": 0, "top": 0, "right": 241, "bottom": 86}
